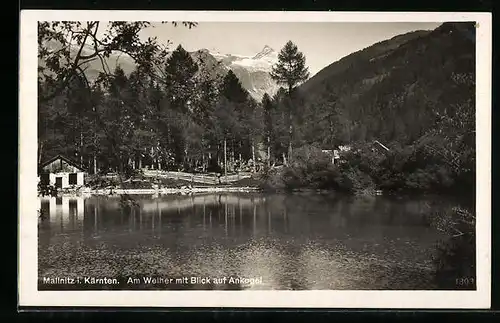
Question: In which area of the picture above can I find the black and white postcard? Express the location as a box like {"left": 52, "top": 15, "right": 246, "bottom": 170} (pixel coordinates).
{"left": 18, "top": 10, "right": 491, "bottom": 308}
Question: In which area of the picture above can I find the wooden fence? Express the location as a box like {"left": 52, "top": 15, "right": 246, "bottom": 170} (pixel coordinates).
{"left": 142, "top": 170, "right": 252, "bottom": 185}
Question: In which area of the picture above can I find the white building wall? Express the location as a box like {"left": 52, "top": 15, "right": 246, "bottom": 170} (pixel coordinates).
{"left": 62, "top": 174, "right": 69, "bottom": 188}
{"left": 41, "top": 172, "right": 85, "bottom": 188}
{"left": 49, "top": 173, "right": 56, "bottom": 186}
{"left": 77, "top": 172, "right": 84, "bottom": 186}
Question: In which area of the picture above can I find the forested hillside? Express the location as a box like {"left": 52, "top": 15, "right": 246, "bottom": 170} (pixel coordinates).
{"left": 262, "top": 22, "right": 476, "bottom": 193}
{"left": 297, "top": 22, "right": 475, "bottom": 146}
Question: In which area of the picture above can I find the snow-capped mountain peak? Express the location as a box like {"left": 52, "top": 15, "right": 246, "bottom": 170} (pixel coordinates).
{"left": 253, "top": 45, "right": 276, "bottom": 59}
{"left": 203, "top": 46, "right": 281, "bottom": 101}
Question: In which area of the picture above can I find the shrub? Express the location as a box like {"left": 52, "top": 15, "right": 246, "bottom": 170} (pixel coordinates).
{"left": 341, "top": 141, "right": 467, "bottom": 193}
{"left": 338, "top": 166, "right": 376, "bottom": 194}
{"left": 286, "top": 144, "right": 345, "bottom": 190}
{"left": 259, "top": 139, "right": 472, "bottom": 194}
{"left": 85, "top": 174, "right": 118, "bottom": 189}
{"left": 256, "top": 167, "right": 286, "bottom": 190}
{"left": 431, "top": 206, "right": 476, "bottom": 289}
{"left": 257, "top": 144, "right": 344, "bottom": 191}
{"left": 308, "top": 164, "right": 343, "bottom": 189}
{"left": 38, "top": 182, "right": 57, "bottom": 197}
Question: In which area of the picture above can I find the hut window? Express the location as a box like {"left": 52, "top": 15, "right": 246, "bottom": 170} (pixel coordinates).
{"left": 69, "top": 173, "right": 78, "bottom": 185}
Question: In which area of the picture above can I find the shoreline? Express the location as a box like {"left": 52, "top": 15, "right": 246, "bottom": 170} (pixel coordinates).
{"left": 39, "top": 186, "right": 263, "bottom": 197}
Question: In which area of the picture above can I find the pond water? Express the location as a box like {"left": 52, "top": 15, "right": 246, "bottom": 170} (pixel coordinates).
{"left": 37, "top": 192, "right": 469, "bottom": 290}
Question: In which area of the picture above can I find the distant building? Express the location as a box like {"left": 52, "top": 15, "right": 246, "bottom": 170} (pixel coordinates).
{"left": 372, "top": 140, "right": 390, "bottom": 152}
{"left": 322, "top": 145, "right": 352, "bottom": 164}
{"left": 321, "top": 149, "right": 336, "bottom": 164}
{"left": 322, "top": 142, "right": 389, "bottom": 165}
{"left": 38, "top": 155, "right": 86, "bottom": 189}
{"left": 338, "top": 145, "right": 352, "bottom": 152}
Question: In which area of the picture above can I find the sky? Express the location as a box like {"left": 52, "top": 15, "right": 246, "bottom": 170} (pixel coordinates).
{"left": 138, "top": 22, "right": 442, "bottom": 75}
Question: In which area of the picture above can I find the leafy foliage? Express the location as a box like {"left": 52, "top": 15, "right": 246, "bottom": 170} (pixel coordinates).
{"left": 430, "top": 206, "right": 476, "bottom": 289}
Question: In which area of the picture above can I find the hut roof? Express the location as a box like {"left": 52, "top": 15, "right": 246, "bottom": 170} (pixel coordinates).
{"left": 39, "top": 154, "right": 85, "bottom": 172}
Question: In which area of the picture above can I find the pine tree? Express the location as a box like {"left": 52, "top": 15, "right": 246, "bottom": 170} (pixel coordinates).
{"left": 219, "top": 70, "right": 248, "bottom": 103}
{"left": 270, "top": 41, "right": 310, "bottom": 163}
{"left": 127, "top": 69, "right": 155, "bottom": 170}
{"left": 163, "top": 45, "right": 199, "bottom": 113}
{"left": 162, "top": 45, "right": 199, "bottom": 165}
{"left": 262, "top": 93, "right": 274, "bottom": 166}
{"left": 217, "top": 70, "right": 251, "bottom": 174}
{"left": 100, "top": 66, "right": 136, "bottom": 173}
{"left": 270, "top": 41, "right": 310, "bottom": 94}
{"left": 192, "top": 77, "right": 219, "bottom": 171}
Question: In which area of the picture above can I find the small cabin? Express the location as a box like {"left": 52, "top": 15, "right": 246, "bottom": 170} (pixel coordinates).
{"left": 321, "top": 149, "right": 337, "bottom": 164}
{"left": 38, "top": 155, "right": 86, "bottom": 189}
{"left": 322, "top": 145, "right": 351, "bottom": 165}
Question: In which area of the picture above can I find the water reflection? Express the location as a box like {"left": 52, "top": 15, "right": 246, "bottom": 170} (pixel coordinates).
{"left": 38, "top": 193, "right": 462, "bottom": 290}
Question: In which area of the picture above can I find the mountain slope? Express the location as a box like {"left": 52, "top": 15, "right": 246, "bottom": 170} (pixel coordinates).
{"left": 206, "top": 45, "right": 280, "bottom": 100}
{"left": 299, "top": 30, "right": 431, "bottom": 95}
{"left": 297, "top": 22, "right": 476, "bottom": 147}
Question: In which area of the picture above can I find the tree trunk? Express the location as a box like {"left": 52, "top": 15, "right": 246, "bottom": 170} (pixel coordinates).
{"left": 224, "top": 138, "right": 227, "bottom": 177}
{"left": 150, "top": 147, "right": 155, "bottom": 169}
{"left": 238, "top": 142, "right": 242, "bottom": 164}
{"left": 288, "top": 124, "right": 293, "bottom": 163}
{"left": 288, "top": 85, "right": 294, "bottom": 163}
{"left": 80, "top": 132, "right": 84, "bottom": 168}
{"left": 282, "top": 152, "right": 287, "bottom": 166}
{"left": 232, "top": 140, "right": 235, "bottom": 164}
{"left": 252, "top": 142, "right": 256, "bottom": 173}
{"left": 92, "top": 132, "right": 98, "bottom": 174}
{"left": 157, "top": 142, "right": 161, "bottom": 170}
{"left": 267, "top": 136, "right": 271, "bottom": 168}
